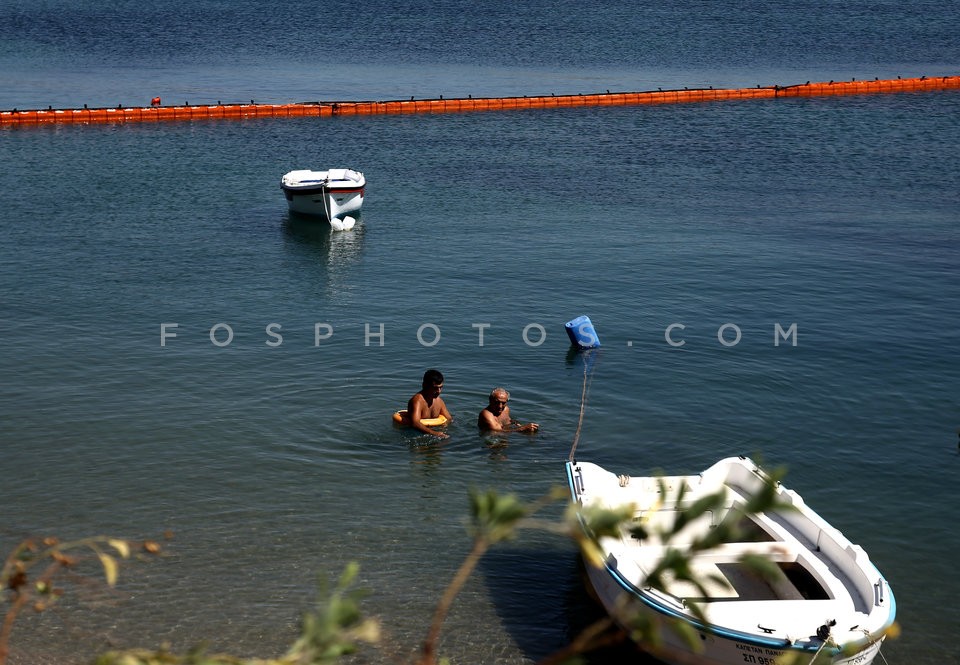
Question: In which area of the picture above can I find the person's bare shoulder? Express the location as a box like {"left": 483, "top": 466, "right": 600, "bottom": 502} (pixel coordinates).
{"left": 478, "top": 409, "right": 502, "bottom": 431}
{"left": 408, "top": 392, "right": 426, "bottom": 409}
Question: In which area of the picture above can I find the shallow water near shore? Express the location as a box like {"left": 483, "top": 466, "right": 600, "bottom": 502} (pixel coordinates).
{"left": 2, "top": 1, "right": 959, "bottom": 664}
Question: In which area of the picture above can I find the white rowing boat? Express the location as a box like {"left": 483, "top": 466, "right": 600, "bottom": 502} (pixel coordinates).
{"left": 566, "top": 456, "right": 896, "bottom": 665}
{"left": 280, "top": 168, "right": 365, "bottom": 229}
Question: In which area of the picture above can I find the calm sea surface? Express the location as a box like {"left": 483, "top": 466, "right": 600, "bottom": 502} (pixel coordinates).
{"left": 2, "top": 1, "right": 958, "bottom": 664}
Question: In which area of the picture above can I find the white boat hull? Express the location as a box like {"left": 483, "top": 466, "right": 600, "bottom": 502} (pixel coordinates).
{"left": 280, "top": 168, "right": 364, "bottom": 224}
{"left": 567, "top": 457, "right": 896, "bottom": 665}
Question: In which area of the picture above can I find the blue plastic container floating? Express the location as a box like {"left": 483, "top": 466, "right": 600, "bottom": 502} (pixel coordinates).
{"left": 565, "top": 315, "right": 601, "bottom": 349}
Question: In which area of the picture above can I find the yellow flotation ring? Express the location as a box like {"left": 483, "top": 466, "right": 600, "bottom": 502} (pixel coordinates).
{"left": 393, "top": 410, "right": 448, "bottom": 427}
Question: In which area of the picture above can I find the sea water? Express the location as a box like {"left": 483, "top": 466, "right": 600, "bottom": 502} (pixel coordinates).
{"left": 1, "top": 1, "right": 958, "bottom": 664}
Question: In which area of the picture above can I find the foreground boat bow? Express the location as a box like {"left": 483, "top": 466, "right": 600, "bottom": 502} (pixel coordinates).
{"left": 566, "top": 456, "right": 896, "bottom": 665}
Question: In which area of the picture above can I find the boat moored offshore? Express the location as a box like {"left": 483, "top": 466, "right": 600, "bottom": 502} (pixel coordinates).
{"left": 280, "top": 168, "right": 365, "bottom": 228}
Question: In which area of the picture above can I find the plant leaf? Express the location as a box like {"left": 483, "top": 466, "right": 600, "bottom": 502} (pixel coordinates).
{"left": 97, "top": 552, "right": 118, "bottom": 586}
{"left": 108, "top": 539, "right": 130, "bottom": 558}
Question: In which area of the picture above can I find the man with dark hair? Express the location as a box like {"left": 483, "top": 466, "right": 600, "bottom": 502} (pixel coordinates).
{"left": 405, "top": 369, "right": 452, "bottom": 438}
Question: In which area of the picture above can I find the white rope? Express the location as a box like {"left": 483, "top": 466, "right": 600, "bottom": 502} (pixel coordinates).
{"left": 868, "top": 629, "right": 890, "bottom": 665}
{"left": 853, "top": 627, "right": 889, "bottom": 665}
{"left": 567, "top": 351, "right": 598, "bottom": 463}
{"left": 322, "top": 179, "right": 332, "bottom": 222}
{"left": 805, "top": 638, "right": 831, "bottom": 664}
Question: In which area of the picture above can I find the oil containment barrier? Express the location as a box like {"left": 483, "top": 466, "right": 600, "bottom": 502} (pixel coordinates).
{"left": 2, "top": 75, "right": 957, "bottom": 127}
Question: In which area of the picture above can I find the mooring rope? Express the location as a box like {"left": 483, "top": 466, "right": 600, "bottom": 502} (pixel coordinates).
{"left": 805, "top": 638, "right": 832, "bottom": 664}
{"left": 865, "top": 628, "right": 891, "bottom": 665}
{"left": 321, "top": 181, "right": 332, "bottom": 222}
{"left": 568, "top": 351, "right": 599, "bottom": 463}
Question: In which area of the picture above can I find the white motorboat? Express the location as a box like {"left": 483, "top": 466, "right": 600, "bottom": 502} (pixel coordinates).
{"left": 280, "top": 168, "right": 365, "bottom": 228}
{"left": 566, "top": 456, "right": 896, "bottom": 665}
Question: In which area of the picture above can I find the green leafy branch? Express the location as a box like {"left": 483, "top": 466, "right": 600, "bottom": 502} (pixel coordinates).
{"left": 1, "top": 535, "right": 163, "bottom": 665}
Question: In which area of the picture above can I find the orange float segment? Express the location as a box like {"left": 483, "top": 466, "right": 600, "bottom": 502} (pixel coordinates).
{"left": 2, "top": 76, "right": 957, "bottom": 126}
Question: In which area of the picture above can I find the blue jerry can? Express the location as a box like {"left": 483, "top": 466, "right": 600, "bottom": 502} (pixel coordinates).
{"left": 564, "top": 315, "right": 601, "bottom": 348}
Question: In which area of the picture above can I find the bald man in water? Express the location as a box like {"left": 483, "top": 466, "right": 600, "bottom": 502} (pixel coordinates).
{"left": 477, "top": 387, "right": 539, "bottom": 433}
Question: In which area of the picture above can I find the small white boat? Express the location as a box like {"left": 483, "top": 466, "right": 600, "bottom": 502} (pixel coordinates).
{"left": 566, "top": 456, "right": 896, "bottom": 665}
{"left": 280, "top": 168, "right": 365, "bottom": 226}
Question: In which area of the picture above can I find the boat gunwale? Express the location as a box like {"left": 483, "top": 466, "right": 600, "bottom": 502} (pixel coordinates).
{"left": 281, "top": 185, "right": 366, "bottom": 195}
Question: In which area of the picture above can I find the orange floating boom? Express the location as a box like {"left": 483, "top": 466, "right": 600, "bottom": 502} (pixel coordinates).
{"left": 2, "top": 76, "right": 957, "bottom": 127}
